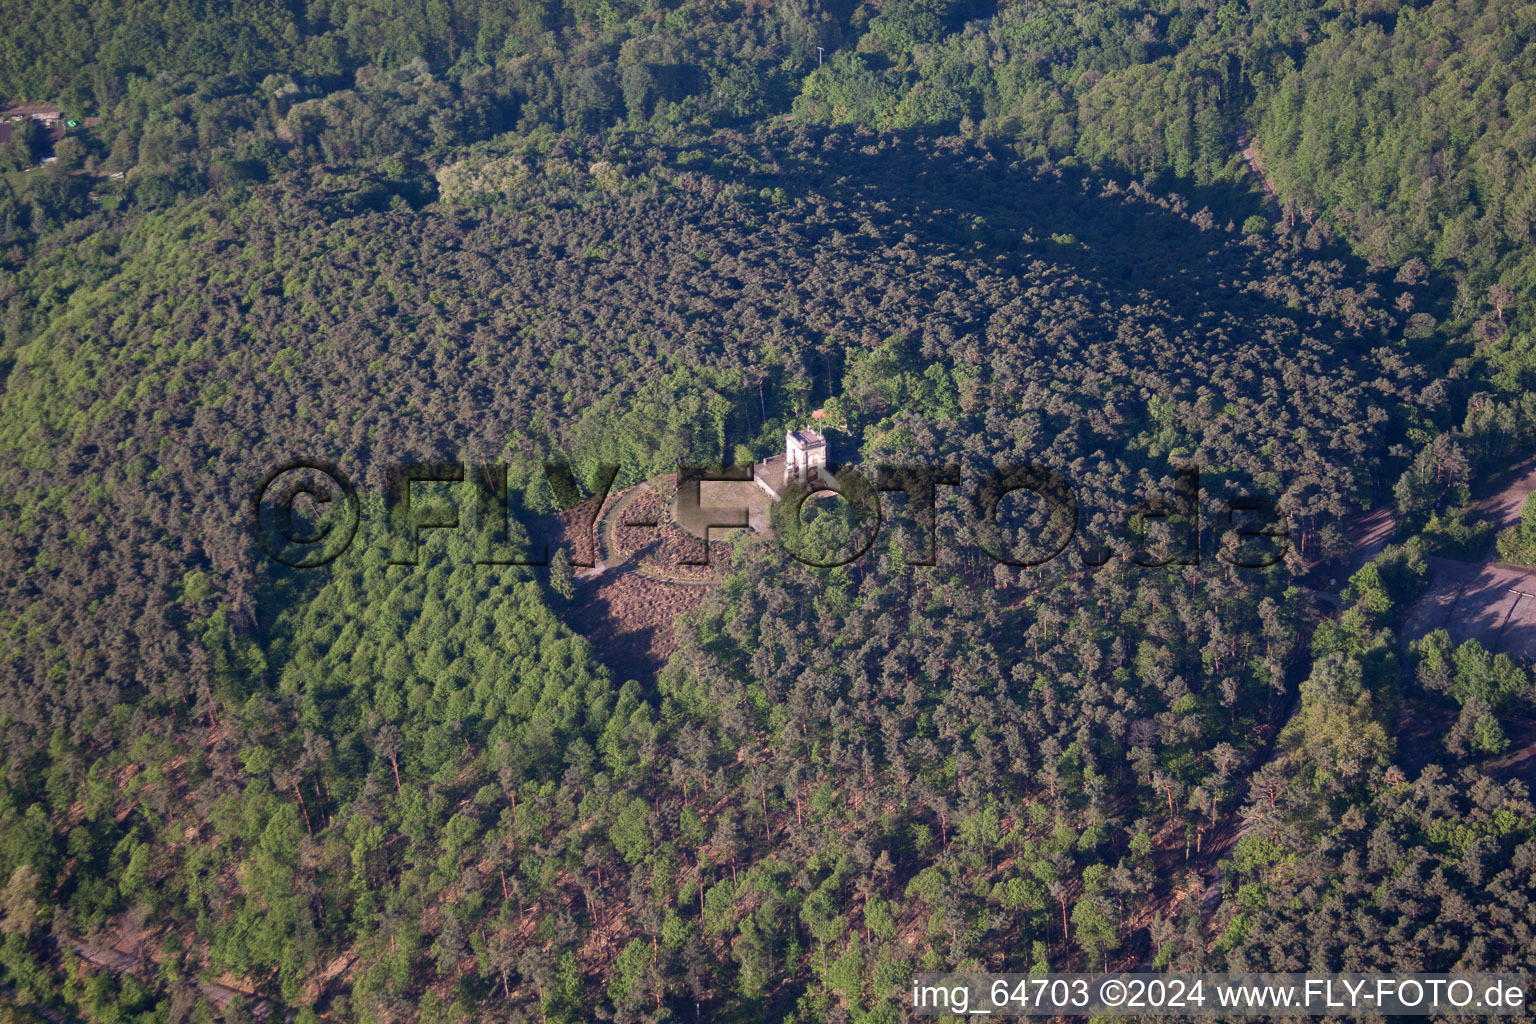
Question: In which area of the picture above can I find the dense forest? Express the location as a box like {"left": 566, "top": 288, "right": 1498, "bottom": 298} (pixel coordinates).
{"left": 1, "top": 0, "right": 1535, "bottom": 1022}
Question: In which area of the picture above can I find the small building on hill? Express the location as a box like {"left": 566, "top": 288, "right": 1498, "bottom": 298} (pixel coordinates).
{"left": 0, "top": 104, "right": 67, "bottom": 163}
{"left": 755, "top": 427, "right": 829, "bottom": 499}
{"left": 1, "top": 105, "right": 62, "bottom": 124}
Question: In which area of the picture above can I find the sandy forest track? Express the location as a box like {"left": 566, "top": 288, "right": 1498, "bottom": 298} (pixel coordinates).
{"left": 1237, "top": 130, "right": 1279, "bottom": 206}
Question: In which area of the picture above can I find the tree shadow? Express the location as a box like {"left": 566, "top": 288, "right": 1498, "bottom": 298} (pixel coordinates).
{"left": 705, "top": 126, "right": 1405, "bottom": 388}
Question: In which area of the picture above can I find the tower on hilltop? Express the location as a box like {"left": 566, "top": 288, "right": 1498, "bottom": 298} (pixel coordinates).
{"left": 754, "top": 425, "right": 829, "bottom": 499}
{"left": 785, "top": 427, "right": 827, "bottom": 484}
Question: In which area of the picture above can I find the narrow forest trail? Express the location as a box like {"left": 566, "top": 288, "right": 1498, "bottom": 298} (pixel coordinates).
{"left": 1237, "top": 130, "right": 1279, "bottom": 207}
{"left": 594, "top": 479, "right": 654, "bottom": 569}
{"left": 1472, "top": 455, "right": 1536, "bottom": 531}
{"left": 1345, "top": 506, "right": 1397, "bottom": 573}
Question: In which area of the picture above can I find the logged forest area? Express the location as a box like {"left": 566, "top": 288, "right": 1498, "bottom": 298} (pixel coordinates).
{"left": 0, "top": 0, "right": 1535, "bottom": 1021}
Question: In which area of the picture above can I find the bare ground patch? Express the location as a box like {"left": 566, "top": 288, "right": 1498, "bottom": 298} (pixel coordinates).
{"left": 555, "top": 475, "right": 760, "bottom": 680}
{"left": 1401, "top": 556, "right": 1536, "bottom": 662}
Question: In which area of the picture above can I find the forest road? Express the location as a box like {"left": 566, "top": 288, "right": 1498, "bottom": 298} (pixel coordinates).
{"left": 1473, "top": 456, "right": 1536, "bottom": 530}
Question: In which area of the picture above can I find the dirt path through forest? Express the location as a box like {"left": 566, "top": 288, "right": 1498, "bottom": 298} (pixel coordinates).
{"left": 1344, "top": 505, "right": 1396, "bottom": 571}
{"left": 1473, "top": 456, "right": 1536, "bottom": 530}
{"left": 1237, "top": 131, "right": 1279, "bottom": 206}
